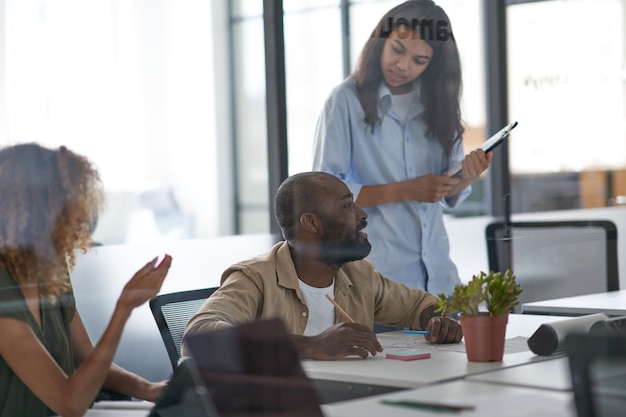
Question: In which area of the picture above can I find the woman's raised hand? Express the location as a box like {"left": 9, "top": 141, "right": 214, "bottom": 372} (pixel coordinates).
{"left": 117, "top": 255, "right": 172, "bottom": 310}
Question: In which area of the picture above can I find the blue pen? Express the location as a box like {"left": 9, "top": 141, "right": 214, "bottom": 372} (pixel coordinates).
{"left": 403, "top": 330, "right": 431, "bottom": 335}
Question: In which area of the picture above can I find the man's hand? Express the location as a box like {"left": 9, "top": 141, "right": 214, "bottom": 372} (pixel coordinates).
{"left": 425, "top": 316, "right": 463, "bottom": 344}
{"left": 296, "top": 323, "right": 383, "bottom": 360}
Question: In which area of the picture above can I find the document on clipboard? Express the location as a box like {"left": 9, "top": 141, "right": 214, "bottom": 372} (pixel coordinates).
{"left": 450, "top": 121, "right": 518, "bottom": 178}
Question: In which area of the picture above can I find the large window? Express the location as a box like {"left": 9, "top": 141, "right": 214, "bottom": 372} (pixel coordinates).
{"left": 231, "top": 2, "right": 269, "bottom": 233}
{"left": 283, "top": 2, "right": 343, "bottom": 176}
{"left": 232, "top": 0, "right": 488, "bottom": 233}
{"left": 0, "top": 0, "right": 235, "bottom": 244}
{"left": 5, "top": 1, "right": 623, "bottom": 241}
{"left": 507, "top": 0, "right": 626, "bottom": 213}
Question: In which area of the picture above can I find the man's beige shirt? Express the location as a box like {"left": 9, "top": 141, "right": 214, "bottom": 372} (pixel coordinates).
{"left": 182, "top": 241, "right": 437, "bottom": 354}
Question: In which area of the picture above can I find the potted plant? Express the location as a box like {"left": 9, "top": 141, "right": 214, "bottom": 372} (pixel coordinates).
{"left": 435, "top": 270, "right": 522, "bottom": 362}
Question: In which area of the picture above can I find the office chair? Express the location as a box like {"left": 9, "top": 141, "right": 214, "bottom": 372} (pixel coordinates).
{"left": 485, "top": 220, "right": 619, "bottom": 313}
{"left": 149, "top": 287, "right": 219, "bottom": 370}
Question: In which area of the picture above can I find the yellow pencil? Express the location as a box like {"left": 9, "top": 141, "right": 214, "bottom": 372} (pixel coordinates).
{"left": 325, "top": 294, "right": 355, "bottom": 323}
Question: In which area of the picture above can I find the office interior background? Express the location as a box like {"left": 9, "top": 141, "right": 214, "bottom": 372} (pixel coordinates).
{"left": 0, "top": 0, "right": 624, "bottom": 245}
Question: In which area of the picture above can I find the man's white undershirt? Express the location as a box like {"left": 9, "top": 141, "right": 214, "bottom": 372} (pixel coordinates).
{"left": 298, "top": 279, "right": 335, "bottom": 336}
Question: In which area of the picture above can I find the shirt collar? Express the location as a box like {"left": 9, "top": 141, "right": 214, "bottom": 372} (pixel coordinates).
{"left": 275, "top": 241, "right": 354, "bottom": 294}
{"left": 335, "top": 267, "right": 354, "bottom": 296}
{"left": 276, "top": 241, "right": 300, "bottom": 291}
{"left": 377, "top": 79, "right": 425, "bottom": 116}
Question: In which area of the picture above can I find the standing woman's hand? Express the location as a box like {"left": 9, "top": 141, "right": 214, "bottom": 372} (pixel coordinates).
{"left": 117, "top": 255, "right": 172, "bottom": 310}
{"left": 445, "top": 150, "right": 493, "bottom": 198}
{"left": 460, "top": 149, "right": 492, "bottom": 184}
{"left": 405, "top": 174, "right": 460, "bottom": 203}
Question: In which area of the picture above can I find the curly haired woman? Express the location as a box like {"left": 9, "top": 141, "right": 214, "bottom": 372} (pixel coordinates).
{"left": 0, "top": 143, "right": 172, "bottom": 417}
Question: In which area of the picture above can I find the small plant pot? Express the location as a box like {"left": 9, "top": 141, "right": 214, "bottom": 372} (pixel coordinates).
{"left": 460, "top": 313, "right": 508, "bottom": 362}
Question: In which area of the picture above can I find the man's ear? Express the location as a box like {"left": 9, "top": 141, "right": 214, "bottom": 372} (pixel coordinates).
{"left": 299, "top": 213, "right": 321, "bottom": 234}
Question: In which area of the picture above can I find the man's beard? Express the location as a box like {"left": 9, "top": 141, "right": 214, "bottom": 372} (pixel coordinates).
{"left": 318, "top": 222, "right": 371, "bottom": 267}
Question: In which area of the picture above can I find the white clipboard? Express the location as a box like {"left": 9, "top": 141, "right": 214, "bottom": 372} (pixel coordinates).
{"left": 450, "top": 121, "right": 518, "bottom": 178}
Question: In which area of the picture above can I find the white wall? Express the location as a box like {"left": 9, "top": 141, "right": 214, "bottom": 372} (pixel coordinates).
{"left": 72, "top": 234, "right": 280, "bottom": 382}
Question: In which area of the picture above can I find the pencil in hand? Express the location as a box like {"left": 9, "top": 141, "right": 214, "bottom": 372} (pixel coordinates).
{"left": 325, "top": 294, "right": 355, "bottom": 323}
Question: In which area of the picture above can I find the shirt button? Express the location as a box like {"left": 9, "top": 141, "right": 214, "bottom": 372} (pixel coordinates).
{"left": 302, "top": 311, "right": 308, "bottom": 317}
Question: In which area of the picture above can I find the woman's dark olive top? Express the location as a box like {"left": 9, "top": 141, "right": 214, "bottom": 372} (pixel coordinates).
{"left": 0, "top": 269, "right": 75, "bottom": 417}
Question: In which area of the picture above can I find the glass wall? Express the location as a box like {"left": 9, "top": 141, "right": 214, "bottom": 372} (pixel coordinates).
{"left": 0, "top": 0, "right": 234, "bottom": 244}
{"left": 506, "top": 0, "right": 626, "bottom": 213}
{"left": 283, "top": 2, "right": 343, "bottom": 176}
{"left": 232, "top": 0, "right": 488, "bottom": 233}
{"left": 231, "top": 1, "right": 344, "bottom": 233}
{"left": 231, "top": 4, "right": 270, "bottom": 233}
{"left": 6, "top": 1, "right": 623, "bottom": 239}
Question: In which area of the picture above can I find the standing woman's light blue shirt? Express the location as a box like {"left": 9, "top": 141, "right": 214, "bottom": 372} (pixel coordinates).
{"left": 313, "top": 77, "right": 469, "bottom": 296}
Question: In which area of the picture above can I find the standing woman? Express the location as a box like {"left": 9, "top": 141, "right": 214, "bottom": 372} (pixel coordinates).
{"left": 0, "top": 143, "right": 172, "bottom": 417}
{"left": 313, "top": 0, "right": 491, "bottom": 295}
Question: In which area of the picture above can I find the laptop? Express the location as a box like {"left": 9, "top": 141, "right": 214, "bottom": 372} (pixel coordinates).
{"left": 148, "top": 356, "right": 220, "bottom": 417}
{"left": 566, "top": 333, "right": 626, "bottom": 417}
{"left": 183, "top": 317, "right": 324, "bottom": 417}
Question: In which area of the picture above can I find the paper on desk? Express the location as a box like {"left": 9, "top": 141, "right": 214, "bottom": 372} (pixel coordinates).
{"left": 377, "top": 333, "right": 530, "bottom": 355}
{"left": 437, "top": 336, "right": 530, "bottom": 354}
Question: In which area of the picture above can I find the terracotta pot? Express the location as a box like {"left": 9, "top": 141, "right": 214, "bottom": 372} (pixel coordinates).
{"left": 460, "top": 313, "right": 508, "bottom": 362}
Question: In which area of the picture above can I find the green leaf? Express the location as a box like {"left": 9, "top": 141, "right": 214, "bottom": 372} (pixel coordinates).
{"left": 435, "top": 270, "right": 522, "bottom": 317}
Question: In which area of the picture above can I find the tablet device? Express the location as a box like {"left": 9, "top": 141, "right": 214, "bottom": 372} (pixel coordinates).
{"left": 566, "top": 333, "right": 626, "bottom": 417}
{"left": 450, "top": 121, "right": 518, "bottom": 178}
{"left": 148, "top": 356, "right": 219, "bottom": 417}
{"left": 184, "top": 318, "right": 323, "bottom": 417}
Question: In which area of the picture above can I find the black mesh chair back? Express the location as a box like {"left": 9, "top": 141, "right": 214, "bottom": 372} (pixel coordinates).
{"left": 486, "top": 220, "right": 619, "bottom": 313}
{"left": 150, "top": 287, "right": 218, "bottom": 370}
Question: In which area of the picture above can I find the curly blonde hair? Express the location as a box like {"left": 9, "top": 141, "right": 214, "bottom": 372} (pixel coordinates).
{"left": 0, "top": 143, "right": 105, "bottom": 297}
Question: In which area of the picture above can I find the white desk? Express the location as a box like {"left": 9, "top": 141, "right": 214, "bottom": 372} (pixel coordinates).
{"left": 522, "top": 290, "right": 626, "bottom": 316}
{"left": 303, "top": 314, "right": 568, "bottom": 390}
{"left": 75, "top": 382, "right": 577, "bottom": 417}
{"left": 322, "top": 380, "right": 576, "bottom": 417}
{"left": 467, "top": 355, "right": 571, "bottom": 391}
{"left": 56, "top": 401, "right": 154, "bottom": 417}
{"left": 64, "top": 315, "right": 572, "bottom": 416}
{"left": 305, "top": 346, "right": 552, "bottom": 390}
{"left": 75, "top": 411, "right": 149, "bottom": 417}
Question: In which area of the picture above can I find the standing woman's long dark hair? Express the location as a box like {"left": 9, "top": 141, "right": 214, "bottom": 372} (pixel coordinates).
{"left": 353, "top": 0, "right": 463, "bottom": 160}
